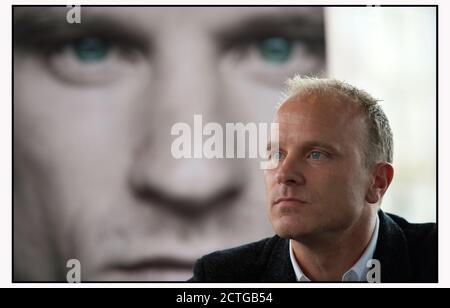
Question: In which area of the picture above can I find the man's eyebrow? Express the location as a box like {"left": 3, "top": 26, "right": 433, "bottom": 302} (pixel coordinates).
{"left": 215, "top": 12, "right": 325, "bottom": 50}
{"left": 267, "top": 140, "right": 341, "bottom": 153}
{"left": 13, "top": 7, "right": 150, "bottom": 51}
{"left": 303, "top": 140, "right": 338, "bottom": 149}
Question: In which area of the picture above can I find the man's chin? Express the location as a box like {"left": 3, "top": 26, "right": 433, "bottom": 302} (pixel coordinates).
{"left": 271, "top": 216, "right": 314, "bottom": 239}
{"left": 272, "top": 224, "right": 312, "bottom": 240}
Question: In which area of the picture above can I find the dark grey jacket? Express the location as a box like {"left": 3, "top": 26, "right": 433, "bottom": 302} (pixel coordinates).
{"left": 189, "top": 211, "right": 437, "bottom": 282}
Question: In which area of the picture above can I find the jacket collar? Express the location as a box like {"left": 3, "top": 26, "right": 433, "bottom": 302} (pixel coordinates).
{"left": 261, "top": 236, "right": 296, "bottom": 282}
{"left": 373, "top": 210, "right": 412, "bottom": 282}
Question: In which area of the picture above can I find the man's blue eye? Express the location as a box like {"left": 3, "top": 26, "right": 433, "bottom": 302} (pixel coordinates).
{"left": 73, "top": 38, "right": 110, "bottom": 62}
{"left": 272, "top": 151, "right": 283, "bottom": 160}
{"left": 258, "top": 37, "right": 293, "bottom": 63}
{"left": 310, "top": 151, "right": 323, "bottom": 160}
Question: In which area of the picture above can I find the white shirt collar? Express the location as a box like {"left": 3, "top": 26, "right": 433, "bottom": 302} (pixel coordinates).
{"left": 289, "top": 216, "right": 380, "bottom": 282}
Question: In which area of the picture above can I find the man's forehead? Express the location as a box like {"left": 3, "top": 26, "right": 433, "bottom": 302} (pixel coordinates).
{"left": 275, "top": 92, "right": 364, "bottom": 124}
{"left": 271, "top": 93, "right": 369, "bottom": 150}
{"left": 14, "top": 7, "right": 324, "bottom": 33}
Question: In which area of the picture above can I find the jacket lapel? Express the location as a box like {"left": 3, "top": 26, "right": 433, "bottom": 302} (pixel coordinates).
{"left": 261, "top": 236, "right": 297, "bottom": 282}
{"left": 373, "top": 211, "right": 412, "bottom": 282}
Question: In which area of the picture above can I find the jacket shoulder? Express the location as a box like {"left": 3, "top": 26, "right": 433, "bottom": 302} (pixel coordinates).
{"left": 189, "top": 236, "right": 283, "bottom": 282}
{"left": 385, "top": 212, "right": 437, "bottom": 282}
{"left": 386, "top": 212, "right": 436, "bottom": 249}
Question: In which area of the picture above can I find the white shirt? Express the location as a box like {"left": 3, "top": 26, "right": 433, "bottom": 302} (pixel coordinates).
{"left": 289, "top": 216, "right": 379, "bottom": 282}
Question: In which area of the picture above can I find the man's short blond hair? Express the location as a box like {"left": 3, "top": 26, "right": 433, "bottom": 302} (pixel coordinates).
{"left": 278, "top": 75, "right": 393, "bottom": 166}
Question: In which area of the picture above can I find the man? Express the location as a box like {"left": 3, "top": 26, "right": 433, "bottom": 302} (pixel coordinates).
{"left": 13, "top": 7, "right": 326, "bottom": 281}
{"left": 190, "top": 76, "right": 437, "bottom": 282}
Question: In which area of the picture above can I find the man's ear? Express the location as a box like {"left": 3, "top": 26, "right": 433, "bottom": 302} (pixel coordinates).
{"left": 365, "top": 163, "right": 394, "bottom": 204}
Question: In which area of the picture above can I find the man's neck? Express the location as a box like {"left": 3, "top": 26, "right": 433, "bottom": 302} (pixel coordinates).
{"left": 291, "top": 210, "right": 378, "bottom": 281}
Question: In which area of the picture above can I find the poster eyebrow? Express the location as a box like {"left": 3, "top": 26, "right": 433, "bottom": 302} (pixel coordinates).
{"left": 13, "top": 7, "right": 150, "bottom": 51}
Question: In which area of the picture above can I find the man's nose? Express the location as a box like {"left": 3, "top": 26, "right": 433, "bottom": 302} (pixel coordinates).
{"left": 275, "top": 154, "right": 306, "bottom": 186}
{"left": 128, "top": 30, "right": 246, "bottom": 217}
{"left": 130, "top": 155, "right": 245, "bottom": 218}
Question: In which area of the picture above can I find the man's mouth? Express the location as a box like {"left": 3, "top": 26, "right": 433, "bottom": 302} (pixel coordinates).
{"left": 274, "top": 197, "right": 309, "bottom": 205}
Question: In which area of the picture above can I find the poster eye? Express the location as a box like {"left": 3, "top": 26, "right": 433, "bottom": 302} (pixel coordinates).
{"left": 258, "top": 37, "right": 293, "bottom": 63}
{"left": 72, "top": 37, "right": 111, "bottom": 62}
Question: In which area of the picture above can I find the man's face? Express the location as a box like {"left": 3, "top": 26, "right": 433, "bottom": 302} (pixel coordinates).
{"left": 13, "top": 7, "right": 325, "bottom": 281}
{"left": 265, "top": 93, "right": 373, "bottom": 241}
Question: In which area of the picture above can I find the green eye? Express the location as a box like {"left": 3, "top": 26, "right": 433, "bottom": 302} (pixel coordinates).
{"left": 310, "top": 151, "right": 323, "bottom": 160}
{"left": 73, "top": 38, "right": 110, "bottom": 62}
{"left": 258, "top": 37, "right": 293, "bottom": 63}
{"left": 271, "top": 151, "right": 283, "bottom": 161}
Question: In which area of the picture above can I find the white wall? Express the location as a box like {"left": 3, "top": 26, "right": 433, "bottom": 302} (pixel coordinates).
{"left": 326, "top": 7, "right": 436, "bottom": 222}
